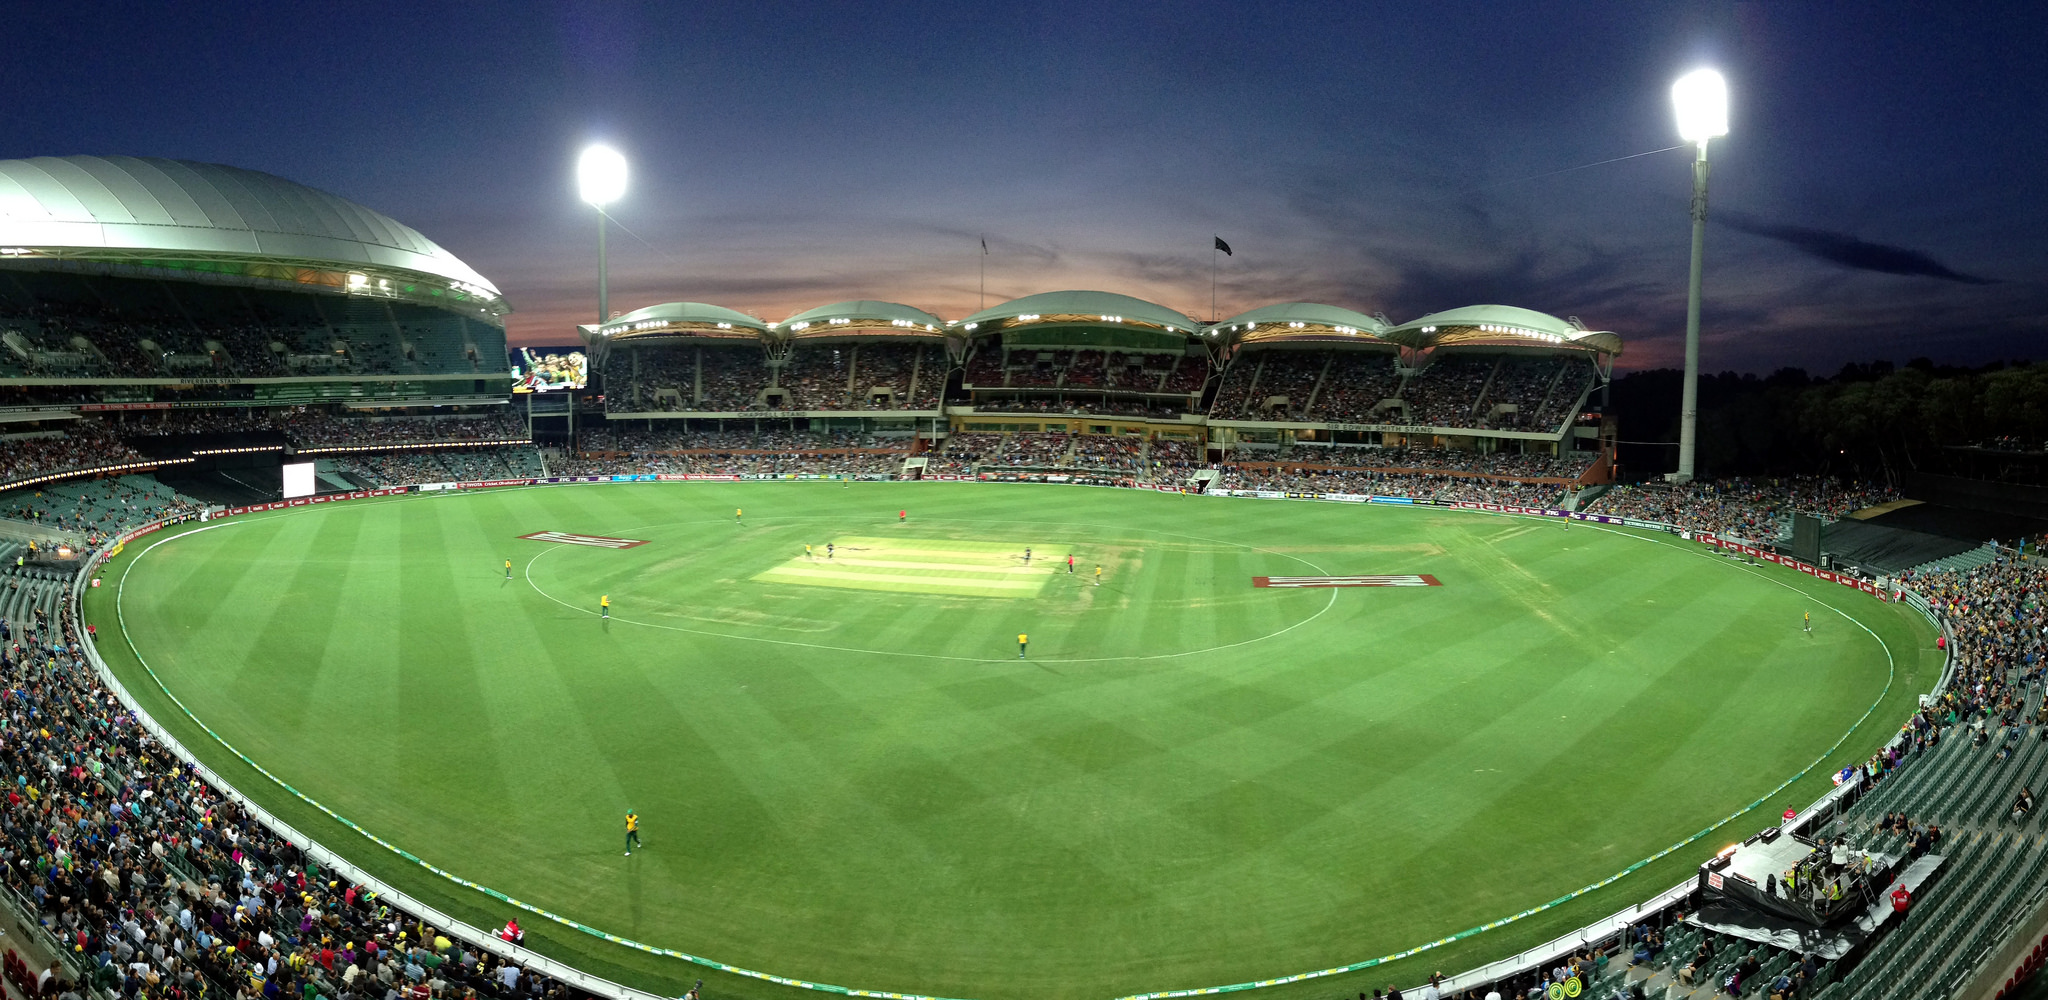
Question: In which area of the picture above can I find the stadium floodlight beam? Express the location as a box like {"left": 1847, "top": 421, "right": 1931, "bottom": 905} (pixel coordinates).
{"left": 577, "top": 144, "right": 628, "bottom": 325}
{"left": 1671, "top": 69, "right": 1727, "bottom": 483}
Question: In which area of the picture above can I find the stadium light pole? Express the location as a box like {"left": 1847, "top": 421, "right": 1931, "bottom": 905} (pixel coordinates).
{"left": 577, "top": 145, "right": 629, "bottom": 325}
{"left": 1671, "top": 69, "right": 1727, "bottom": 483}
{"left": 575, "top": 145, "right": 627, "bottom": 448}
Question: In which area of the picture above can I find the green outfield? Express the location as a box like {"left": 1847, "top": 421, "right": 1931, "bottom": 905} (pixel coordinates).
{"left": 85, "top": 482, "right": 1939, "bottom": 1000}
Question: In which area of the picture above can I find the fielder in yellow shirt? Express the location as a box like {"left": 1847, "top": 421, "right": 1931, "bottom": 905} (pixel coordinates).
{"left": 600, "top": 595, "right": 610, "bottom": 619}
{"left": 504, "top": 558, "right": 512, "bottom": 580}
{"left": 1018, "top": 633, "right": 1028, "bottom": 658}
{"left": 736, "top": 507, "right": 743, "bottom": 523}
{"left": 625, "top": 810, "right": 640, "bottom": 855}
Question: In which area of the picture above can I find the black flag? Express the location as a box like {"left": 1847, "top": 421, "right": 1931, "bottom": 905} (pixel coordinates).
{"left": 981, "top": 236, "right": 988, "bottom": 254}
{"left": 1214, "top": 236, "right": 1232, "bottom": 256}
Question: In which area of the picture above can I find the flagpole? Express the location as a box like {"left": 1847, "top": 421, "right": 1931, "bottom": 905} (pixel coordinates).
{"left": 1211, "top": 246, "right": 1217, "bottom": 322}
{"left": 980, "top": 234, "right": 987, "bottom": 311}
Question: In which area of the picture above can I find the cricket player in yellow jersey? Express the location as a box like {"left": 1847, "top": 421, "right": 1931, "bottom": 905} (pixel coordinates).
{"left": 624, "top": 810, "right": 640, "bottom": 855}
{"left": 1018, "top": 633, "right": 1028, "bottom": 658}
{"left": 600, "top": 595, "right": 610, "bottom": 619}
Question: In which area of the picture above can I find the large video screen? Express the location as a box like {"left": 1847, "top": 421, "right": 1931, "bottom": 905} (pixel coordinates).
{"left": 282, "top": 461, "right": 317, "bottom": 499}
{"left": 512, "top": 347, "right": 587, "bottom": 393}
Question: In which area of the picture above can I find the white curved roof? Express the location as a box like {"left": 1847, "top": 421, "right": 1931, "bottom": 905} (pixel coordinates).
{"left": 958, "top": 290, "right": 1201, "bottom": 335}
{"left": 1210, "top": 302, "right": 1389, "bottom": 346}
{"left": 777, "top": 300, "right": 946, "bottom": 336}
{"left": 1383, "top": 304, "right": 1621, "bottom": 355}
{"left": 0, "top": 155, "right": 499, "bottom": 296}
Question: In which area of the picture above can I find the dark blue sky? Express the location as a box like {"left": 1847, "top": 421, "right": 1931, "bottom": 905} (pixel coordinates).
{"left": 8, "top": 2, "right": 2043, "bottom": 371}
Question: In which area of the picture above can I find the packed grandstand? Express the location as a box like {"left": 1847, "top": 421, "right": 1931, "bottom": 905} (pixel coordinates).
{"left": 2, "top": 152, "right": 2046, "bottom": 1000}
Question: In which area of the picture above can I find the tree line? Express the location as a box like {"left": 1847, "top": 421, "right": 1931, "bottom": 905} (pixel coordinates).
{"left": 1605, "top": 359, "right": 2048, "bottom": 484}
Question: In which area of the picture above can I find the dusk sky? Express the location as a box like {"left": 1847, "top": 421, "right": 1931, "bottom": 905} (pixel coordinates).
{"left": 8, "top": 2, "right": 2043, "bottom": 372}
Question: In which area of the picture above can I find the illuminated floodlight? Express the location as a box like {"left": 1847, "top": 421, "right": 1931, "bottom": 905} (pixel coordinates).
{"left": 577, "top": 145, "right": 629, "bottom": 206}
{"left": 1672, "top": 69, "right": 1729, "bottom": 143}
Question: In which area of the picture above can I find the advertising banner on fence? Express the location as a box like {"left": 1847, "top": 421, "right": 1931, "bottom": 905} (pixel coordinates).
{"left": 1695, "top": 532, "right": 1879, "bottom": 598}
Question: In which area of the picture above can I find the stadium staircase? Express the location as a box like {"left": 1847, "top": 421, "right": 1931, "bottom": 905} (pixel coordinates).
{"left": 1905, "top": 542, "right": 1999, "bottom": 577}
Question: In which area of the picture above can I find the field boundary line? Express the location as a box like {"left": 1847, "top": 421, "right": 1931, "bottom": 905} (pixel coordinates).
{"left": 106, "top": 526, "right": 979, "bottom": 1000}
{"left": 83, "top": 487, "right": 1917, "bottom": 1000}
{"left": 1115, "top": 511, "right": 1907, "bottom": 998}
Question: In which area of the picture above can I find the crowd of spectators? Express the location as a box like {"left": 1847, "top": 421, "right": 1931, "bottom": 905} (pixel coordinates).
{"left": 0, "top": 597, "right": 600, "bottom": 1000}
{"left": 968, "top": 432, "right": 1071, "bottom": 469}
{"left": 778, "top": 348, "right": 852, "bottom": 409}
{"left": 1213, "top": 465, "right": 1569, "bottom": 507}
{"left": 958, "top": 349, "right": 1203, "bottom": 406}
{"left": 693, "top": 349, "right": 767, "bottom": 411}
{"left": 560, "top": 451, "right": 902, "bottom": 478}
{"left": 1398, "top": 356, "right": 1492, "bottom": 428}
{"left": 1155, "top": 356, "right": 1207, "bottom": 396}
{"left": 605, "top": 344, "right": 948, "bottom": 413}
{"left": 962, "top": 348, "right": 1004, "bottom": 388}
{"left": 0, "top": 477, "right": 204, "bottom": 544}
{"left": 600, "top": 349, "right": 694, "bottom": 412}
{"left": 1898, "top": 555, "right": 2048, "bottom": 737}
{"left": 286, "top": 414, "right": 526, "bottom": 450}
{"left": 847, "top": 345, "right": 941, "bottom": 410}
{"left": 333, "top": 449, "right": 544, "bottom": 487}
{"left": 1147, "top": 439, "right": 1204, "bottom": 478}
{"left": 1006, "top": 351, "right": 1070, "bottom": 389}
{"left": 564, "top": 426, "right": 907, "bottom": 478}
{"left": 965, "top": 399, "right": 1186, "bottom": 420}
{"left": 578, "top": 427, "right": 893, "bottom": 454}
{"left": 0, "top": 300, "right": 487, "bottom": 381}
{"left": 599, "top": 347, "right": 766, "bottom": 413}
{"left": 1306, "top": 355, "right": 1402, "bottom": 423}
{"left": 1210, "top": 352, "right": 1324, "bottom": 419}
{"left": 1069, "top": 435, "right": 1143, "bottom": 473}
{"left": 1275, "top": 446, "right": 1589, "bottom": 480}
{"left": 1530, "top": 362, "right": 1597, "bottom": 431}
{"left": 0, "top": 424, "right": 148, "bottom": 487}
{"left": 1204, "top": 351, "right": 1596, "bottom": 430}
{"left": 339, "top": 453, "right": 451, "bottom": 487}
{"left": 105, "top": 412, "right": 284, "bottom": 438}
{"left": 1585, "top": 477, "right": 1900, "bottom": 541}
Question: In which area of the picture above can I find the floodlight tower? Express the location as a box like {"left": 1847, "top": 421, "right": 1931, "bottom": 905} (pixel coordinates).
{"left": 575, "top": 145, "right": 627, "bottom": 446}
{"left": 1671, "top": 69, "right": 1727, "bottom": 483}
{"left": 577, "top": 145, "right": 629, "bottom": 325}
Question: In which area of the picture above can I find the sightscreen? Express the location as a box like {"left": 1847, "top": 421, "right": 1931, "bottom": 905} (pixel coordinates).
{"left": 282, "top": 462, "right": 317, "bottom": 499}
